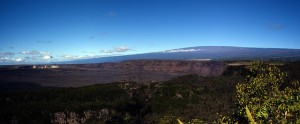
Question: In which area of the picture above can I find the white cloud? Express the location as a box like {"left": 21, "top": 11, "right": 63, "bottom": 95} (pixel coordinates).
{"left": 62, "top": 55, "right": 97, "bottom": 60}
{"left": 100, "top": 49, "right": 114, "bottom": 53}
{"left": 0, "top": 57, "right": 23, "bottom": 63}
{"left": 115, "top": 46, "right": 131, "bottom": 52}
{"left": 62, "top": 55, "right": 81, "bottom": 59}
{"left": 40, "top": 52, "right": 50, "bottom": 55}
{"left": 14, "top": 58, "right": 23, "bottom": 62}
{"left": 158, "top": 49, "right": 204, "bottom": 53}
{"left": 17, "top": 50, "right": 53, "bottom": 62}
{"left": 100, "top": 46, "right": 132, "bottom": 53}
{"left": 24, "top": 56, "right": 38, "bottom": 60}
{"left": 0, "top": 50, "right": 54, "bottom": 64}
{"left": 19, "top": 50, "right": 50, "bottom": 55}
{"left": 0, "top": 57, "right": 9, "bottom": 62}
{"left": 42, "top": 55, "right": 53, "bottom": 60}
{"left": 20, "top": 50, "right": 39, "bottom": 55}
{"left": 61, "top": 54, "right": 123, "bottom": 61}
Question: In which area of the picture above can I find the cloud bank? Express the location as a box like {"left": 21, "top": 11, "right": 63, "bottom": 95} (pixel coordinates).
{"left": 0, "top": 57, "right": 22, "bottom": 63}
{"left": 19, "top": 50, "right": 50, "bottom": 55}
{"left": 18, "top": 50, "right": 54, "bottom": 62}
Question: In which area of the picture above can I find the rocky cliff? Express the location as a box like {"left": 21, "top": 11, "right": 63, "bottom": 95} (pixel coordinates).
{"left": 76, "top": 60, "right": 227, "bottom": 76}
{"left": 0, "top": 60, "right": 227, "bottom": 87}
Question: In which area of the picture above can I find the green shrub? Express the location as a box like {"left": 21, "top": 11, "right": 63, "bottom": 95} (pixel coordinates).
{"left": 233, "top": 61, "right": 300, "bottom": 123}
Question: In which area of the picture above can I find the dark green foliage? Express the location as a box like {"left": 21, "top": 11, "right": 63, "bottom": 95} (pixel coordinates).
{"left": 222, "top": 65, "right": 251, "bottom": 77}
{"left": 0, "top": 74, "right": 243, "bottom": 123}
{"left": 281, "top": 62, "right": 300, "bottom": 82}
{"left": 0, "top": 83, "right": 128, "bottom": 123}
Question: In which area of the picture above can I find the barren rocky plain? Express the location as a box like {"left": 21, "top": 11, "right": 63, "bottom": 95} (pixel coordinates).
{"left": 0, "top": 60, "right": 226, "bottom": 87}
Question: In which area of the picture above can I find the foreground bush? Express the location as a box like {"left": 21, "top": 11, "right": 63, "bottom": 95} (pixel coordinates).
{"left": 221, "top": 61, "right": 300, "bottom": 123}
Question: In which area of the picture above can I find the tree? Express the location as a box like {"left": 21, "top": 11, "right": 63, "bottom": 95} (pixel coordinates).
{"left": 235, "top": 61, "right": 300, "bottom": 123}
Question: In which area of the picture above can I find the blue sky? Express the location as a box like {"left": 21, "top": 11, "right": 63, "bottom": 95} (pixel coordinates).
{"left": 0, "top": 0, "right": 300, "bottom": 64}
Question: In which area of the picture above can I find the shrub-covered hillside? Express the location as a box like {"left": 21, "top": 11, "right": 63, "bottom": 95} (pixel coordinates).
{"left": 0, "top": 74, "right": 243, "bottom": 123}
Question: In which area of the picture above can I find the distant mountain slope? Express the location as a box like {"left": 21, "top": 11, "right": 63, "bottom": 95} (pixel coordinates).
{"left": 63, "top": 46, "right": 300, "bottom": 64}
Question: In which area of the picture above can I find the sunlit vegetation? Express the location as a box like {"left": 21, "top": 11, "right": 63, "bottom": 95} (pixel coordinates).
{"left": 240, "top": 62, "right": 299, "bottom": 123}
{"left": 214, "top": 61, "right": 300, "bottom": 123}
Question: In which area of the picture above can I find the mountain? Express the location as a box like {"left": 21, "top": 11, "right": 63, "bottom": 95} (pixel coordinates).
{"left": 62, "top": 46, "right": 300, "bottom": 64}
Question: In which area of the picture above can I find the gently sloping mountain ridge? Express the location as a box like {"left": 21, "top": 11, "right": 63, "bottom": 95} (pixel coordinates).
{"left": 62, "top": 46, "right": 300, "bottom": 64}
